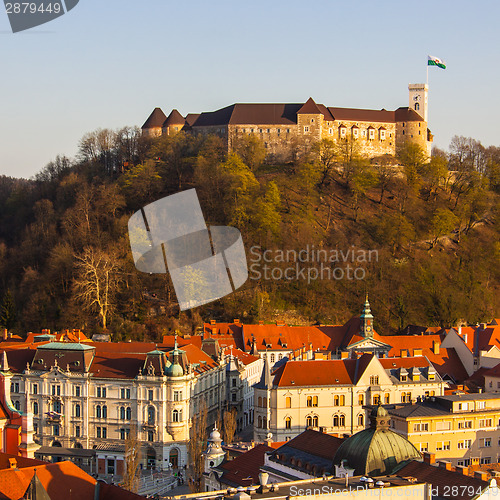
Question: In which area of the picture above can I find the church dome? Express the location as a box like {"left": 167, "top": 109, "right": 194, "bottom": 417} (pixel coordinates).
{"left": 332, "top": 405, "right": 421, "bottom": 476}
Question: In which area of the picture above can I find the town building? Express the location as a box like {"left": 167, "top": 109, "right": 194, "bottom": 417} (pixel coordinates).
{"left": 142, "top": 84, "right": 433, "bottom": 160}
{"left": 253, "top": 351, "right": 446, "bottom": 442}
{"left": 387, "top": 393, "right": 500, "bottom": 467}
{"left": 3, "top": 336, "right": 226, "bottom": 475}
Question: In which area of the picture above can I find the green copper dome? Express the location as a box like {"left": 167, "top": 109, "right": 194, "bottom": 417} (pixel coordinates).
{"left": 333, "top": 406, "right": 421, "bottom": 476}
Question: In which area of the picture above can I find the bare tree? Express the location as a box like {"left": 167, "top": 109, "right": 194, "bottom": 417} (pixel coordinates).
{"left": 223, "top": 408, "right": 238, "bottom": 445}
{"left": 123, "top": 426, "right": 141, "bottom": 493}
{"left": 188, "top": 401, "right": 207, "bottom": 493}
{"left": 73, "top": 247, "right": 121, "bottom": 329}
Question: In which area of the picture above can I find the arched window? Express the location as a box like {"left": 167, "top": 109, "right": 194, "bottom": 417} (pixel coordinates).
{"left": 148, "top": 430, "right": 154, "bottom": 442}
{"left": 53, "top": 401, "right": 62, "bottom": 413}
{"left": 358, "top": 414, "right": 364, "bottom": 427}
{"left": 172, "top": 409, "right": 179, "bottom": 422}
{"left": 313, "top": 416, "right": 318, "bottom": 427}
{"left": 414, "top": 103, "right": 420, "bottom": 111}
{"left": 148, "top": 406, "right": 155, "bottom": 424}
{"left": 333, "top": 415, "right": 339, "bottom": 427}
{"left": 33, "top": 401, "right": 38, "bottom": 415}
{"left": 263, "top": 417, "right": 267, "bottom": 429}
{"left": 258, "top": 416, "right": 262, "bottom": 428}
{"left": 75, "top": 404, "right": 81, "bottom": 418}
{"left": 340, "top": 414, "right": 345, "bottom": 426}
{"left": 306, "top": 396, "right": 312, "bottom": 407}
{"left": 258, "top": 397, "right": 263, "bottom": 407}
{"left": 120, "top": 407, "right": 125, "bottom": 420}
{"left": 102, "top": 405, "right": 107, "bottom": 418}
{"left": 126, "top": 407, "right": 131, "bottom": 420}
{"left": 14, "top": 400, "right": 20, "bottom": 411}
{"left": 312, "top": 396, "right": 318, "bottom": 407}
{"left": 285, "top": 417, "right": 291, "bottom": 429}
{"left": 96, "top": 405, "right": 101, "bottom": 418}
{"left": 306, "top": 416, "right": 312, "bottom": 427}
{"left": 385, "top": 393, "right": 390, "bottom": 404}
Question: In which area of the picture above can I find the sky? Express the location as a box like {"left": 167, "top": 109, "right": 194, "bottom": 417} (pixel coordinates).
{"left": 1, "top": 0, "right": 499, "bottom": 179}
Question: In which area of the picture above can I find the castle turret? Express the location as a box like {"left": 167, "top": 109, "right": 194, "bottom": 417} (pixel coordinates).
{"left": 141, "top": 107, "right": 167, "bottom": 137}
{"left": 162, "top": 109, "right": 186, "bottom": 136}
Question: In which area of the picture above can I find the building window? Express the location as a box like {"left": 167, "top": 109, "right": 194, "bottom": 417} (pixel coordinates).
{"left": 286, "top": 128, "right": 290, "bottom": 133}
{"left": 96, "top": 405, "right": 101, "bottom": 418}
{"left": 75, "top": 425, "right": 81, "bottom": 438}
{"left": 231, "top": 393, "right": 236, "bottom": 402}
{"left": 148, "top": 406, "right": 155, "bottom": 425}
{"left": 53, "top": 425, "right": 60, "bottom": 436}
{"left": 285, "top": 397, "right": 291, "bottom": 408}
{"left": 479, "top": 418, "right": 492, "bottom": 428}
{"left": 126, "top": 407, "right": 131, "bottom": 420}
{"left": 285, "top": 417, "right": 291, "bottom": 430}
{"left": 414, "top": 103, "right": 420, "bottom": 111}
{"left": 75, "top": 404, "right": 81, "bottom": 418}
{"left": 419, "top": 443, "right": 428, "bottom": 452}
{"left": 481, "top": 438, "right": 492, "bottom": 448}
{"left": 458, "top": 402, "right": 469, "bottom": 410}
{"left": 270, "top": 354, "right": 275, "bottom": 363}
{"left": 120, "top": 428, "right": 130, "bottom": 440}
{"left": 307, "top": 396, "right": 313, "bottom": 407}
{"left": 333, "top": 414, "right": 345, "bottom": 427}
{"left": 277, "top": 129, "right": 281, "bottom": 134}
{"left": 413, "top": 423, "right": 429, "bottom": 432}
{"left": 334, "top": 395, "right": 345, "bottom": 406}
{"left": 102, "top": 405, "right": 107, "bottom": 418}
{"left": 96, "top": 427, "right": 101, "bottom": 438}
{"left": 312, "top": 396, "right": 318, "bottom": 407}
{"left": 148, "top": 389, "right": 154, "bottom": 400}
{"left": 358, "top": 394, "right": 364, "bottom": 405}
{"left": 436, "top": 441, "right": 450, "bottom": 451}
{"left": 258, "top": 416, "right": 262, "bottom": 428}
{"left": 33, "top": 401, "right": 38, "bottom": 415}
{"left": 259, "top": 129, "right": 263, "bottom": 133}
{"left": 51, "top": 385, "right": 60, "bottom": 396}
{"left": 173, "top": 409, "right": 180, "bottom": 422}
{"left": 74, "top": 386, "right": 81, "bottom": 397}
{"left": 278, "top": 353, "right": 283, "bottom": 360}
{"left": 32, "top": 384, "right": 38, "bottom": 395}
{"left": 329, "top": 128, "right": 333, "bottom": 135}
{"left": 458, "top": 440, "right": 472, "bottom": 449}
{"left": 340, "top": 127, "right": 346, "bottom": 138}
{"left": 384, "top": 393, "right": 390, "bottom": 404}
{"left": 368, "top": 129, "right": 375, "bottom": 140}
{"left": 120, "top": 388, "right": 131, "bottom": 399}
{"left": 96, "top": 387, "right": 106, "bottom": 398}
{"left": 34, "top": 423, "right": 38, "bottom": 434}
{"left": 477, "top": 401, "right": 486, "bottom": 410}
{"left": 458, "top": 421, "right": 472, "bottom": 429}
{"left": 352, "top": 128, "right": 359, "bottom": 139}
{"left": 358, "top": 414, "right": 364, "bottom": 426}
{"left": 380, "top": 130, "right": 386, "bottom": 140}
{"left": 174, "top": 391, "right": 181, "bottom": 402}
{"left": 373, "top": 395, "right": 381, "bottom": 405}
{"left": 148, "top": 431, "right": 154, "bottom": 442}
{"left": 14, "top": 400, "right": 20, "bottom": 411}
{"left": 304, "top": 126, "right": 309, "bottom": 133}
{"left": 306, "top": 415, "right": 318, "bottom": 427}
{"left": 53, "top": 400, "right": 62, "bottom": 414}
{"left": 120, "top": 407, "right": 125, "bottom": 420}
{"left": 481, "top": 457, "right": 492, "bottom": 465}
{"left": 401, "top": 392, "right": 411, "bottom": 403}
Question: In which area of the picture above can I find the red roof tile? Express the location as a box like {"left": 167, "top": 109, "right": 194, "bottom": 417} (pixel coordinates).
{"left": 219, "top": 444, "right": 274, "bottom": 486}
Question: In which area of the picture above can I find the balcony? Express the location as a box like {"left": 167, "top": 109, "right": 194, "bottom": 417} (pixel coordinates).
{"left": 45, "top": 411, "right": 63, "bottom": 424}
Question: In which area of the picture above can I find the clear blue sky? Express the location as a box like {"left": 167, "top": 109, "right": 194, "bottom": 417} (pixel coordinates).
{"left": 1, "top": 0, "right": 499, "bottom": 178}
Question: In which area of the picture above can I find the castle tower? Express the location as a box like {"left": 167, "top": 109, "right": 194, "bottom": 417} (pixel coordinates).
{"left": 408, "top": 84, "right": 428, "bottom": 122}
{"left": 360, "top": 295, "right": 374, "bottom": 338}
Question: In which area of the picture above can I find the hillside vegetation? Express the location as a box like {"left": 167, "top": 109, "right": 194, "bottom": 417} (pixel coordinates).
{"left": 0, "top": 129, "right": 498, "bottom": 339}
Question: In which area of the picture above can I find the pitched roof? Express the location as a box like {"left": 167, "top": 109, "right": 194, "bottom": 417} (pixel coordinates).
{"left": 141, "top": 107, "right": 167, "bottom": 129}
{"left": 163, "top": 109, "right": 185, "bottom": 127}
{"left": 328, "top": 107, "right": 396, "bottom": 123}
{"left": 297, "top": 98, "right": 323, "bottom": 115}
{"left": 274, "top": 429, "right": 344, "bottom": 461}
{"left": 225, "top": 347, "right": 260, "bottom": 366}
{"left": 394, "top": 107, "right": 425, "bottom": 122}
{"left": 218, "top": 444, "right": 274, "bottom": 486}
{"left": 271, "top": 354, "right": 374, "bottom": 387}
{"left": 396, "top": 461, "right": 488, "bottom": 500}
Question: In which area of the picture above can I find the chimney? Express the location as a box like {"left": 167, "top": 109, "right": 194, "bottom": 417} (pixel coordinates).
{"left": 8, "top": 458, "right": 17, "bottom": 469}
{"left": 474, "top": 471, "right": 488, "bottom": 481}
{"left": 233, "top": 319, "right": 240, "bottom": 325}
{"left": 433, "top": 341, "right": 440, "bottom": 355}
{"left": 7, "top": 332, "right": 12, "bottom": 339}
{"left": 258, "top": 320, "right": 264, "bottom": 325}
{"left": 480, "top": 323, "right": 486, "bottom": 330}
{"left": 401, "top": 349, "right": 408, "bottom": 358}
{"left": 438, "top": 460, "right": 452, "bottom": 470}
{"left": 423, "top": 452, "right": 436, "bottom": 465}
{"left": 456, "top": 466, "right": 469, "bottom": 476}
{"left": 210, "top": 319, "right": 216, "bottom": 325}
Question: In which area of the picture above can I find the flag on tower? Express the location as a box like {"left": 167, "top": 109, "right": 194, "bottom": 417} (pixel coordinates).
{"left": 428, "top": 55, "right": 446, "bottom": 69}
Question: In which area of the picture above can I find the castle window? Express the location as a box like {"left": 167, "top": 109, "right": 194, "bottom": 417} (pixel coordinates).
{"left": 286, "top": 128, "right": 290, "bottom": 133}
{"left": 340, "top": 127, "right": 346, "bottom": 138}
{"left": 304, "top": 126, "right": 309, "bottom": 133}
{"left": 329, "top": 128, "right": 333, "bottom": 135}
{"left": 74, "top": 386, "right": 80, "bottom": 397}
{"left": 259, "top": 129, "right": 263, "bottom": 133}
{"left": 277, "top": 128, "right": 281, "bottom": 134}
{"left": 75, "top": 426, "right": 81, "bottom": 437}
{"left": 368, "top": 128, "right": 375, "bottom": 140}
{"left": 380, "top": 130, "right": 386, "bottom": 140}
{"left": 414, "top": 103, "right": 420, "bottom": 111}
{"left": 352, "top": 128, "right": 359, "bottom": 139}
{"left": 250, "top": 128, "right": 254, "bottom": 133}
{"left": 402, "top": 130, "right": 405, "bottom": 135}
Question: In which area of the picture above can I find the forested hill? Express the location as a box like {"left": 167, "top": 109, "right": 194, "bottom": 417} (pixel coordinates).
{"left": 0, "top": 128, "right": 498, "bottom": 339}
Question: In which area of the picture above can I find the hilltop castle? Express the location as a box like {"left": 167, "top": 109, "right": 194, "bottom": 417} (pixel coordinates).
{"left": 142, "top": 84, "right": 433, "bottom": 160}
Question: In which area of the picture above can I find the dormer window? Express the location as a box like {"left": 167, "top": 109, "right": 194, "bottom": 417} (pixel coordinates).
{"left": 339, "top": 127, "right": 346, "bottom": 138}
{"left": 352, "top": 127, "right": 359, "bottom": 139}
{"left": 368, "top": 128, "right": 375, "bottom": 140}
{"left": 379, "top": 129, "right": 386, "bottom": 140}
